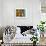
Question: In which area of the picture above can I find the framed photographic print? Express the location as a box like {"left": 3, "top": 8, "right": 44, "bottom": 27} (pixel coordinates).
{"left": 16, "top": 9, "right": 25, "bottom": 18}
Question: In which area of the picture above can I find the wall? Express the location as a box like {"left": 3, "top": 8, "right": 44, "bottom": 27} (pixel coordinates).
{"left": 0, "top": 0, "right": 2, "bottom": 26}
{"left": 32, "top": 0, "right": 41, "bottom": 28}
{"left": 1, "top": 0, "right": 41, "bottom": 27}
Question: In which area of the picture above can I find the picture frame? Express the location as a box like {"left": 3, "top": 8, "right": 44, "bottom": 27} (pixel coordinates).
{"left": 15, "top": 8, "right": 27, "bottom": 18}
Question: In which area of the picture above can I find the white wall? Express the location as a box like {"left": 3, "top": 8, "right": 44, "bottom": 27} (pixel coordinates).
{"left": 0, "top": 0, "right": 2, "bottom": 26}
{"left": 1, "top": 0, "right": 41, "bottom": 27}
{"left": 32, "top": 0, "right": 41, "bottom": 28}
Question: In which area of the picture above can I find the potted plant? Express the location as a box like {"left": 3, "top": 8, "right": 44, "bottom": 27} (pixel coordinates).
{"left": 31, "top": 35, "right": 38, "bottom": 46}
{"left": 37, "top": 21, "right": 45, "bottom": 37}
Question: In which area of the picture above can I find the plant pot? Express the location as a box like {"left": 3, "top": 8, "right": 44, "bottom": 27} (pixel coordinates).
{"left": 40, "top": 32, "right": 44, "bottom": 37}
{"left": 33, "top": 41, "right": 36, "bottom": 46}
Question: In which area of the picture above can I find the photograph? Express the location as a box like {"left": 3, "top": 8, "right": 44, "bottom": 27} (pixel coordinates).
{"left": 16, "top": 9, "right": 25, "bottom": 17}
